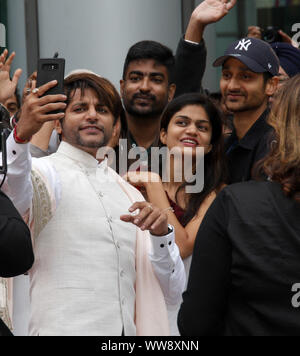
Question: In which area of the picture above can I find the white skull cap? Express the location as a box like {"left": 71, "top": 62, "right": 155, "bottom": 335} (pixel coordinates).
{"left": 65, "top": 69, "right": 102, "bottom": 79}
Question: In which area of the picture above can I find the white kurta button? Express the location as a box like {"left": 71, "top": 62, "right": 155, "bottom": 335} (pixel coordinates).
{"left": 98, "top": 192, "right": 104, "bottom": 198}
{"left": 120, "top": 270, "right": 124, "bottom": 277}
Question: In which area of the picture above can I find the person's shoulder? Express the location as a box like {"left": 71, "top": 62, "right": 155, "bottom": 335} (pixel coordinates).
{"left": 221, "top": 180, "right": 275, "bottom": 204}
{"left": 223, "top": 180, "right": 269, "bottom": 194}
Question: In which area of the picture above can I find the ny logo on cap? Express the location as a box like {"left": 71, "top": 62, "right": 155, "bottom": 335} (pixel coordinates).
{"left": 235, "top": 39, "right": 252, "bottom": 51}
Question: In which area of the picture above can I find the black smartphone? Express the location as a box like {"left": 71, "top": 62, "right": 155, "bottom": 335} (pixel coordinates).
{"left": 36, "top": 57, "right": 65, "bottom": 96}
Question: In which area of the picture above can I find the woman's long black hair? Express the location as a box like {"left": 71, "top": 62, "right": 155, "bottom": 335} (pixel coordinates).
{"left": 160, "top": 93, "right": 228, "bottom": 225}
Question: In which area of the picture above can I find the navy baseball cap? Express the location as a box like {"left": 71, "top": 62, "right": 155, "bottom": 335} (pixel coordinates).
{"left": 213, "top": 37, "right": 279, "bottom": 76}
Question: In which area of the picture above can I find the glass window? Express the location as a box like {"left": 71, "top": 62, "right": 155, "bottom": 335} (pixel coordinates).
{"left": 0, "top": 0, "right": 7, "bottom": 50}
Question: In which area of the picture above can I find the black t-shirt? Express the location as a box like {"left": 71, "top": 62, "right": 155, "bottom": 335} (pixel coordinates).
{"left": 178, "top": 181, "right": 300, "bottom": 336}
{"left": 225, "top": 110, "right": 274, "bottom": 184}
{"left": 0, "top": 190, "right": 33, "bottom": 278}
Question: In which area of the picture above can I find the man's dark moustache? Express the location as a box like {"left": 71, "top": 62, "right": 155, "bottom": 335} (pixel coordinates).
{"left": 79, "top": 125, "right": 104, "bottom": 132}
{"left": 226, "top": 90, "right": 245, "bottom": 95}
{"left": 133, "top": 94, "right": 156, "bottom": 101}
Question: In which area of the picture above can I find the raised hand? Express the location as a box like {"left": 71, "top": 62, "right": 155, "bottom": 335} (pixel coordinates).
{"left": 185, "top": 0, "right": 237, "bottom": 43}
{"left": 0, "top": 49, "right": 22, "bottom": 103}
{"left": 192, "top": 0, "right": 237, "bottom": 26}
{"left": 278, "top": 29, "right": 299, "bottom": 48}
{"left": 15, "top": 80, "right": 67, "bottom": 143}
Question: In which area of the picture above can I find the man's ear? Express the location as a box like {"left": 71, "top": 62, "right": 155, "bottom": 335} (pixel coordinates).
{"left": 160, "top": 129, "right": 167, "bottom": 145}
{"left": 120, "top": 80, "right": 125, "bottom": 98}
{"left": 168, "top": 84, "right": 176, "bottom": 102}
{"left": 265, "top": 76, "right": 279, "bottom": 97}
{"left": 107, "top": 117, "right": 121, "bottom": 149}
{"left": 112, "top": 116, "right": 121, "bottom": 136}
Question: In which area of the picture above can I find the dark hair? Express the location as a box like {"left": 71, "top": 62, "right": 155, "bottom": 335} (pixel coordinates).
{"left": 259, "top": 74, "right": 300, "bottom": 202}
{"left": 208, "top": 92, "right": 222, "bottom": 103}
{"left": 263, "top": 71, "right": 273, "bottom": 84}
{"left": 64, "top": 72, "right": 122, "bottom": 124}
{"left": 160, "top": 93, "right": 228, "bottom": 225}
{"left": 122, "top": 41, "right": 175, "bottom": 83}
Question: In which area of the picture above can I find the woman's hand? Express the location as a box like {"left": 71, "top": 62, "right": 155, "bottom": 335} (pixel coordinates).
{"left": 123, "top": 171, "right": 161, "bottom": 188}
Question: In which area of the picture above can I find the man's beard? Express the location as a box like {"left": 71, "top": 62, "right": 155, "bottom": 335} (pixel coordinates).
{"left": 123, "top": 93, "right": 168, "bottom": 118}
{"left": 75, "top": 130, "right": 110, "bottom": 149}
{"left": 223, "top": 92, "right": 265, "bottom": 113}
{"left": 63, "top": 125, "right": 111, "bottom": 149}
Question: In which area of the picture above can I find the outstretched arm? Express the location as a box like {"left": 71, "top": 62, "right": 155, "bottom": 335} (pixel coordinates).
{"left": 185, "top": 0, "right": 237, "bottom": 43}
{"left": 174, "top": 0, "right": 237, "bottom": 97}
{"left": 2, "top": 80, "right": 66, "bottom": 216}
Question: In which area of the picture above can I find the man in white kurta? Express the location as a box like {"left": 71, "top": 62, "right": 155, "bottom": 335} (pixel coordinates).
{"left": 3, "top": 72, "right": 185, "bottom": 336}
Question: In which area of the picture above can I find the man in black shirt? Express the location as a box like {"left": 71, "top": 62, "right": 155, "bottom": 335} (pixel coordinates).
{"left": 213, "top": 38, "right": 279, "bottom": 183}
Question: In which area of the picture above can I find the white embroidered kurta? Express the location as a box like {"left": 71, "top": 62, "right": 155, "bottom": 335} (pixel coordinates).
{"left": 30, "top": 144, "right": 138, "bottom": 336}
{"left": 3, "top": 136, "right": 185, "bottom": 336}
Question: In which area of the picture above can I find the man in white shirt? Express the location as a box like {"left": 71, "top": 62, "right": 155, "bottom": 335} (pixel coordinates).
{"left": 2, "top": 71, "right": 185, "bottom": 336}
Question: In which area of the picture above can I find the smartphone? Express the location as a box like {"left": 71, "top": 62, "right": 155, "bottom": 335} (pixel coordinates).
{"left": 36, "top": 57, "right": 65, "bottom": 96}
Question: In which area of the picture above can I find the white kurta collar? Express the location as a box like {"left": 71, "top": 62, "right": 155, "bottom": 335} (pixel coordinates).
{"left": 57, "top": 141, "right": 106, "bottom": 169}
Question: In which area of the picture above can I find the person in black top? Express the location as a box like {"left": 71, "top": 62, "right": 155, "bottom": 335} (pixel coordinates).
{"left": 0, "top": 61, "right": 34, "bottom": 335}
{"left": 213, "top": 38, "right": 279, "bottom": 183}
{"left": 178, "top": 74, "right": 300, "bottom": 336}
{"left": 0, "top": 190, "right": 34, "bottom": 336}
{"left": 169, "top": 4, "right": 279, "bottom": 184}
